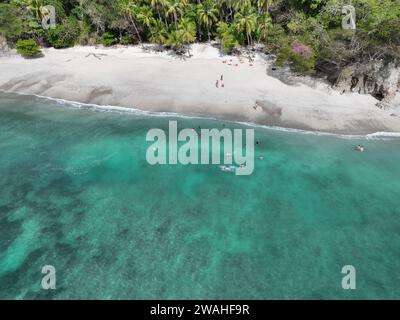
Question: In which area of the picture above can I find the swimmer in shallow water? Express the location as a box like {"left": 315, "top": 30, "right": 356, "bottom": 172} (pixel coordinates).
{"left": 355, "top": 145, "right": 365, "bottom": 152}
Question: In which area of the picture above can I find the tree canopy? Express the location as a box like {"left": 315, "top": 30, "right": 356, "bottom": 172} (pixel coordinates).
{"left": 0, "top": 0, "right": 399, "bottom": 73}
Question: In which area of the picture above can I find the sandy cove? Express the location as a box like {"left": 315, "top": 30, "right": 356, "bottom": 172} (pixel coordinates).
{"left": 0, "top": 44, "right": 399, "bottom": 134}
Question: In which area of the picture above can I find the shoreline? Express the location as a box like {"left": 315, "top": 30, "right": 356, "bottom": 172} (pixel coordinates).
{"left": 3, "top": 89, "right": 400, "bottom": 140}
{"left": 1, "top": 44, "right": 399, "bottom": 135}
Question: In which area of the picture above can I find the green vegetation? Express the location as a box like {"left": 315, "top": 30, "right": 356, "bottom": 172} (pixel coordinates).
{"left": 120, "top": 35, "right": 131, "bottom": 45}
{"left": 15, "top": 38, "right": 41, "bottom": 57}
{"left": 47, "top": 17, "right": 80, "bottom": 48}
{"left": 277, "top": 39, "right": 316, "bottom": 74}
{"left": 0, "top": 0, "right": 399, "bottom": 74}
{"left": 0, "top": 2, "right": 23, "bottom": 40}
{"left": 102, "top": 32, "right": 118, "bottom": 46}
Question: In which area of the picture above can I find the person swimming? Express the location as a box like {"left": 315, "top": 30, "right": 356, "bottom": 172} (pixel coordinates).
{"left": 356, "top": 145, "right": 365, "bottom": 152}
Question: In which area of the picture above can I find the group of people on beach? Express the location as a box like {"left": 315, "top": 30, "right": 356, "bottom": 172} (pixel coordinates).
{"left": 222, "top": 57, "right": 254, "bottom": 67}
{"left": 222, "top": 59, "right": 239, "bottom": 67}
{"left": 216, "top": 74, "right": 224, "bottom": 88}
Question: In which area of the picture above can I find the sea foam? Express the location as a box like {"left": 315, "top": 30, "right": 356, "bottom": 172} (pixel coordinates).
{"left": 1, "top": 89, "right": 399, "bottom": 141}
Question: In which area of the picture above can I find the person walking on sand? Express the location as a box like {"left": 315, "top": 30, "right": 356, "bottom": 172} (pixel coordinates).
{"left": 220, "top": 74, "right": 224, "bottom": 81}
{"left": 215, "top": 80, "right": 219, "bottom": 88}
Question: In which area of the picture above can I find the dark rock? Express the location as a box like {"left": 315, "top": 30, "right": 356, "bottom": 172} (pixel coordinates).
{"left": 335, "top": 60, "right": 400, "bottom": 102}
{"left": 376, "top": 101, "right": 392, "bottom": 110}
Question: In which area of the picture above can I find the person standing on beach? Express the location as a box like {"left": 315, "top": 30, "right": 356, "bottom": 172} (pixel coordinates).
{"left": 216, "top": 80, "right": 219, "bottom": 88}
{"left": 220, "top": 74, "right": 223, "bottom": 81}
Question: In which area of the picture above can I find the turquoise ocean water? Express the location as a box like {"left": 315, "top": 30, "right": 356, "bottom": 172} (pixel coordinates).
{"left": 0, "top": 92, "right": 399, "bottom": 299}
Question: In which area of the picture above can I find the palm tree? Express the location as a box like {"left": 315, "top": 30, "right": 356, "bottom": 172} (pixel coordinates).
{"left": 265, "top": 0, "right": 277, "bottom": 13}
{"left": 218, "top": 0, "right": 235, "bottom": 22}
{"left": 117, "top": 0, "right": 142, "bottom": 45}
{"left": 256, "top": 12, "right": 272, "bottom": 44}
{"left": 137, "top": 5, "right": 155, "bottom": 31}
{"left": 234, "top": 5, "right": 256, "bottom": 46}
{"left": 76, "top": 0, "right": 89, "bottom": 21}
{"left": 149, "top": 0, "right": 162, "bottom": 18}
{"left": 217, "top": 21, "right": 230, "bottom": 39}
{"left": 178, "top": 17, "right": 196, "bottom": 56}
{"left": 149, "top": 19, "right": 167, "bottom": 49}
{"left": 257, "top": 0, "right": 277, "bottom": 14}
{"left": 197, "top": 0, "right": 218, "bottom": 41}
{"left": 233, "top": 0, "right": 252, "bottom": 12}
{"left": 150, "top": 0, "right": 168, "bottom": 25}
{"left": 166, "top": 0, "right": 187, "bottom": 30}
{"left": 25, "top": 0, "right": 45, "bottom": 21}
{"left": 166, "top": 29, "right": 183, "bottom": 51}
{"left": 257, "top": 0, "right": 267, "bottom": 14}
{"left": 85, "top": 2, "right": 107, "bottom": 36}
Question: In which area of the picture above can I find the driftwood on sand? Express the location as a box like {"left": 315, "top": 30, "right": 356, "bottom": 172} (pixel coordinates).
{"left": 85, "top": 53, "right": 106, "bottom": 60}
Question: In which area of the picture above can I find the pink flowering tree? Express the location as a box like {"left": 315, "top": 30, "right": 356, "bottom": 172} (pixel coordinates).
{"left": 277, "top": 39, "right": 316, "bottom": 74}
{"left": 290, "top": 40, "right": 313, "bottom": 58}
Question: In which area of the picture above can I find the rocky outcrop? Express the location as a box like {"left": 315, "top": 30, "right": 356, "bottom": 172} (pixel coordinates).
{"left": 335, "top": 60, "right": 400, "bottom": 103}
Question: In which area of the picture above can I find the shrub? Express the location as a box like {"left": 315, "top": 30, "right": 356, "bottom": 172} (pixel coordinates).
{"left": 165, "top": 30, "right": 184, "bottom": 52}
{"left": 76, "top": 21, "right": 92, "bottom": 45}
{"left": 120, "top": 35, "right": 131, "bottom": 45}
{"left": 47, "top": 18, "right": 80, "bottom": 48}
{"left": 371, "top": 19, "right": 400, "bottom": 46}
{"left": 290, "top": 40, "right": 313, "bottom": 58}
{"left": 220, "top": 32, "right": 239, "bottom": 54}
{"left": 277, "top": 39, "right": 316, "bottom": 75}
{"left": 16, "top": 39, "right": 41, "bottom": 57}
{"left": 0, "top": 3, "right": 23, "bottom": 41}
{"left": 217, "top": 22, "right": 239, "bottom": 54}
{"left": 102, "top": 32, "right": 117, "bottom": 46}
{"left": 266, "top": 24, "right": 285, "bottom": 50}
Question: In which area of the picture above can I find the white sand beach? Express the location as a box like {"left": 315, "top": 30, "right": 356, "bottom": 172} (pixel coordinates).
{"left": 1, "top": 43, "right": 399, "bottom": 134}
